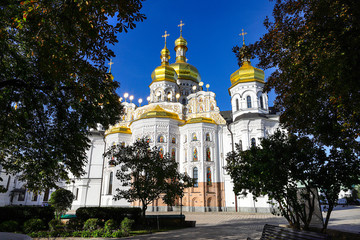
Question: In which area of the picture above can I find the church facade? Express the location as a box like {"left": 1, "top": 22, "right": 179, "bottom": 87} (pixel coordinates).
{"left": 0, "top": 31, "right": 280, "bottom": 212}
{"left": 64, "top": 31, "right": 280, "bottom": 213}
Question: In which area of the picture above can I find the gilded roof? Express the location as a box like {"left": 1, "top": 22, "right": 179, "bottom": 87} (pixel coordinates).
{"left": 229, "top": 60, "right": 264, "bottom": 90}
{"left": 105, "top": 126, "right": 132, "bottom": 136}
{"left": 138, "top": 105, "right": 182, "bottom": 121}
{"left": 170, "top": 62, "right": 201, "bottom": 83}
{"left": 184, "top": 117, "right": 217, "bottom": 125}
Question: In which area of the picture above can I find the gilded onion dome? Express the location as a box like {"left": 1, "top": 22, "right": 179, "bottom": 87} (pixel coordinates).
{"left": 151, "top": 39, "right": 178, "bottom": 84}
{"left": 105, "top": 125, "right": 132, "bottom": 136}
{"left": 229, "top": 60, "right": 265, "bottom": 90}
{"left": 185, "top": 117, "right": 216, "bottom": 125}
{"left": 170, "top": 35, "right": 201, "bottom": 83}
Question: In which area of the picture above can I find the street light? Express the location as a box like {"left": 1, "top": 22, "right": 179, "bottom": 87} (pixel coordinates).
{"left": 138, "top": 98, "right": 143, "bottom": 106}
{"left": 124, "top": 93, "right": 129, "bottom": 102}
{"left": 176, "top": 93, "right": 180, "bottom": 102}
{"left": 119, "top": 97, "right": 123, "bottom": 102}
{"left": 199, "top": 82, "right": 204, "bottom": 91}
{"left": 129, "top": 95, "right": 134, "bottom": 103}
{"left": 192, "top": 85, "right": 196, "bottom": 93}
{"left": 206, "top": 84, "right": 210, "bottom": 91}
{"left": 147, "top": 96, "right": 151, "bottom": 103}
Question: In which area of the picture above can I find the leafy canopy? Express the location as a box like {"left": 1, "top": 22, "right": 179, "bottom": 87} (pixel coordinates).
{"left": 105, "top": 139, "right": 193, "bottom": 216}
{"left": 49, "top": 188, "right": 75, "bottom": 220}
{"left": 225, "top": 130, "right": 360, "bottom": 230}
{"left": 0, "top": 0, "right": 145, "bottom": 191}
{"left": 235, "top": 0, "right": 360, "bottom": 150}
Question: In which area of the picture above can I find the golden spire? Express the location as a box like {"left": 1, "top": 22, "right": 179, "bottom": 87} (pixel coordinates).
{"left": 108, "top": 59, "right": 114, "bottom": 73}
{"left": 162, "top": 30, "right": 170, "bottom": 47}
{"left": 178, "top": 20, "right": 185, "bottom": 37}
{"left": 239, "top": 29, "right": 247, "bottom": 46}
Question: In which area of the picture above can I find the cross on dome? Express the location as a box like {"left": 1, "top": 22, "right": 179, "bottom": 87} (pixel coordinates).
{"left": 162, "top": 30, "right": 170, "bottom": 47}
{"left": 239, "top": 29, "right": 247, "bottom": 46}
{"left": 108, "top": 59, "right": 114, "bottom": 73}
{"left": 178, "top": 20, "right": 185, "bottom": 36}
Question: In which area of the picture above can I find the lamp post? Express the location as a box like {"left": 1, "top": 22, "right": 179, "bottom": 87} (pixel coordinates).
{"left": 176, "top": 93, "right": 180, "bottom": 102}
{"left": 206, "top": 84, "right": 210, "bottom": 91}
{"left": 192, "top": 85, "right": 196, "bottom": 93}
{"left": 138, "top": 98, "right": 143, "bottom": 106}
{"left": 199, "top": 82, "right": 204, "bottom": 91}
{"left": 124, "top": 93, "right": 129, "bottom": 102}
{"left": 119, "top": 97, "right": 123, "bottom": 102}
{"left": 147, "top": 96, "right": 151, "bottom": 103}
{"left": 129, "top": 95, "right": 134, "bottom": 103}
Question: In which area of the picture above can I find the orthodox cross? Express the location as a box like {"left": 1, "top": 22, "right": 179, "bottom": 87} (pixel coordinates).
{"left": 178, "top": 20, "right": 185, "bottom": 36}
{"left": 239, "top": 29, "right": 247, "bottom": 45}
{"left": 108, "top": 59, "right": 114, "bottom": 73}
{"left": 162, "top": 30, "right": 170, "bottom": 46}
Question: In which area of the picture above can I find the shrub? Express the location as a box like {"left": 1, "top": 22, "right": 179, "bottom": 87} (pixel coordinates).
{"left": 81, "top": 230, "right": 92, "bottom": 238}
{"left": 121, "top": 217, "right": 134, "bottom": 237}
{"left": 48, "top": 219, "right": 63, "bottom": 231}
{"left": 0, "top": 206, "right": 54, "bottom": 226}
{"left": 23, "top": 219, "right": 46, "bottom": 233}
{"left": 66, "top": 218, "right": 83, "bottom": 231}
{"left": 83, "top": 218, "right": 100, "bottom": 231}
{"left": 72, "top": 231, "right": 82, "bottom": 237}
{"left": 112, "top": 229, "right": 123, "bottom": 238}
{"left": 91, "top": 228, "right": 105, "bottom": 237}
{"left": 103, "top": 231, "right": 113, "bottom": 238}
{"left": 0, "top": 220, "right": 19, "bottom": 232}
{"left": 76, "top": 207, "right": 141, "bottom": 223}
{"left": 104, "top": 219, "right": 118, "bottom": 232}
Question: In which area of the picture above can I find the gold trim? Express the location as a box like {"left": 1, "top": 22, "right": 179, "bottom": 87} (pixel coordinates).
{"left": 105, "top": 126, "right": 132, "bottom": 136}
{"left": 182, "top": 117, "right": 217, "bottom": 126}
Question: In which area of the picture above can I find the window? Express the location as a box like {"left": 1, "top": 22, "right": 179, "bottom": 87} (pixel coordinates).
{"left": 171, "top": 148, "right": 176, "bottom": 160}
{"left": 192, "top": 133, "right": 197, "bottom": 141}
{"left": 32, "top": 192, "right": 38, "bottom": 201}
{"left": 193, "top": 148, "right": 198, "bottom": 161}
{"left": 75, "top": 188, "right": 79, "bottom": 200}
{"left": 238, "top": 140, "right": 243, "bottom": 151}
{"left": 193, "top": 168, "right": 198, "bottom": 187}
{"left": 205, "top": 133, "right": 210, "bottom": 141}
{"left": 207, "top": 167, "right": 212, "bottom": 185}
{"left": 182, "top": 98, "right": 187, "bottom": 105}
{"left": 251, "top": 138, "right": 256, "bottom": 147}
{"left": 260, "top": 96, "right": 264, "bottom": 109}
{"left": 206, "top": 148, "right": 211, "bottom": 161}
{"left": 172, "top": 137, "right": 176, "bottom": 144}
{"left": 247, "top": 96, "right": 252, "bottom": 108}
{"left": 159, "top": 147, "right": 164, "bottom": 158}
{"left": 108, "top": 172, "right": 113, "bottom": 195}
{"left": 43, "top": 189, "right": 50, "bottom": 202}
{"left": 158, "top": 135, "right": 165, "bottom": 143}
{"left": 18, "top": 187, "right": 26, "bottom": 201}
{"left": 236, "top": 99, "right": 239, "bottom": 111}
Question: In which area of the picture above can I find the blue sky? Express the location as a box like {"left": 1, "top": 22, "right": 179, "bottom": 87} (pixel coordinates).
{"left": 110, "top": 0, "right": 276, "bottom": 111}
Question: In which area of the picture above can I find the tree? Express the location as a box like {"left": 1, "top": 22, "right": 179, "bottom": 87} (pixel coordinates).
{"left": 105, "top": 139, "right": 193, "bottom": 217}
{"left": 49, "top": 188, "right": 75, "bottom": 220}
{"left": 225, "top": 130, "right": 360, "bottom": 231}
{"left": 234, "top": 0, "right": 360, "bottom": 152}
{"left": 0, "top": 0, "right": 146, "bottom": 191}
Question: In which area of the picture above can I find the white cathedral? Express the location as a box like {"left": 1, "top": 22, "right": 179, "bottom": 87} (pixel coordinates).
{"left": 0, "top": 30, "right": 281, "bottom": 213}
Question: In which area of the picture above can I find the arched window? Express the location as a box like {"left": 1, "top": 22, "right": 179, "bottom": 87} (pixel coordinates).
{"left": 206, "top": 148, "right": 211, "bottom": 161}
{"left": 247, "top": 96, "right": 252, "bottom": 108}
{"left": 205, "top": 133, "right": 211, "bottom": 141}
{"left": 182, "top": 98, "right": 187, "bottom": 105}
{"left": 193, "top": 148, "right": 198, "bottom": 161}
{"left": 43, "top": 189, "right": 50, "bottom": 202}
{"left": 31, "top": 192, "right": 38, "bottom": 201}
{"left": 260, "top": 96, "right": 264, "bottom": 109}
{"left": 207, "top": 167, "right": 212, "bottom": 185}
{"left": 193, "top": 167, "right": 198, "bottom": 187}
{"left": 108, "top": 172, "right": 113, "bottom": 195}
{"left": 251, "top": 138, "right": 256, "bottom": 147}
{"left": 236, "top": 99, "right": 239, "bottom": 111}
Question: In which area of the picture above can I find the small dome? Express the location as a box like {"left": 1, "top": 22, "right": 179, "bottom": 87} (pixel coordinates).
{"left": 230, "top": 60, "right": 264, "bottom": 88}
{"left": 170, "top": 62, "right": 201, "bottom": 83}
{"left": 151, "top": 65, "right": 178, "bottom": 83}
{"left": 185, "top": 117, "right": 216, "bottom": 125}
{"left": 175, "top": 36, "right": 187, "bottom": 47}
{"left": 161, "top": 47, "right": 170, "bottom": 56}
{"left": 105, "top": 126, "right": 132, "bottom": 136}
{"left": 139, "top": 105, "right": 182, "bottom": 121}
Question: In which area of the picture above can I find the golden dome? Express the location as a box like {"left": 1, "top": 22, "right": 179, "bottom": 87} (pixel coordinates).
{"left": 150, "top": 46, "right": 178, "bottom": 84}
{"left": 229, "top": 60, "right": 264, "bottom": 90}
{"left": 170, "top": 62, "right": 201, "bottom": 83}
{"left": 184, "top": 117, "right": 216, "bottom": 125}
{"left": 138, "top": 105, "right": 182, "bottom": 121}
{"left": 175, "top": 36, "right": 187, "bottom": 48}
{"left": 105, "top": 126, "right": 132, "bottom": 136}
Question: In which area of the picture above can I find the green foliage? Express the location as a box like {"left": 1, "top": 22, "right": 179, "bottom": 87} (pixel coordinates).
{"left": 225, "top": 130, "right": 360, "bottom": 230}
{"left": 81, "top": 230, "right": 92, "bottom": 238}
{"left": 91, "top": 228, "right": 105, "bottom": 237}
{"left": 0, "top": 0, "right": 145, "bottom": 192}
{"left": 105, "top": 138, "right": 194, "bottom": 216}
{"left": 0, "top": 206, "right": 54, "bottom": 226}
{"left": 76, "top": 207, "right": 141, "bottom": 224}
{"left": 66, "top": 218, "right": 83, "bottom": 231}
{"left": 0, "top": 220, "right": 19, "bottom": 232}
{"left": 236, "top": 0, "right": 360, "bottom": 152}
{"left": 49, "top": 188, "right": 74, "bottom": 219}
{"left": 83, "top": 218, "right": 100, "bottom": 231}
{"left": 121, "top": 217, "right": 134, "bottom": 237}
{"left": 48, "top": 219, "right": 62, "bottom": 231}
{"left": 104, "top": 219, "right": 118, "bottom": 232}
{"left": 23, "top": 218, "right": 46, "bottom": 233}
{"left": 112, "top": 229, "right": 123, "bottom": 238}
{"left": 72, "top": 231, "right": 82, "bottom": 237}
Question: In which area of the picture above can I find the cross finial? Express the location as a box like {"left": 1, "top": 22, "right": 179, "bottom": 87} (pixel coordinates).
{"left": 178, "top": 20, "right": 185, "bottom": 36}
{"left": 239, "top": 29, "right": 247, "bottom": 46}
{"left": 162, "top": 30, "right": 170, "bottom": 47}
{"left": 108, "top": 59, "right": 114, "bottom": 73}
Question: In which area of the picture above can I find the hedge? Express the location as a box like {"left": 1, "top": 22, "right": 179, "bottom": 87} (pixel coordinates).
{"left": 0, "top": 206, "right": 54, "bottom": 225}
{"left": 76, "top": 207, "right": 141, "bottom": 224}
